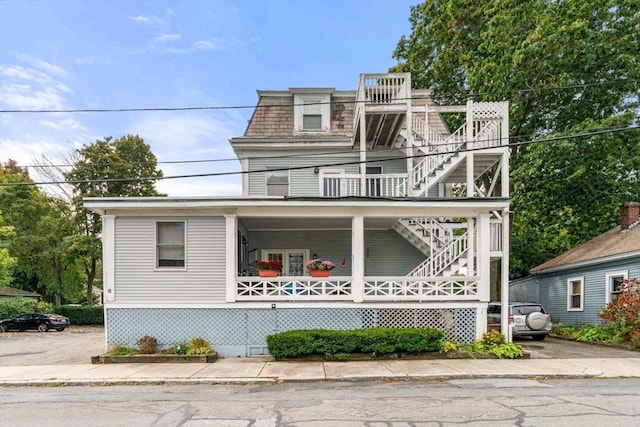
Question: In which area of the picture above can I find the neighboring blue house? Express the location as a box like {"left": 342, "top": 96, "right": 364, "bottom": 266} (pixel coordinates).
{"left": 510, "top": 203, "right": 640, "bottom": 326}
{"left": 86, "top": 73, "right": 512, "bottom": 357}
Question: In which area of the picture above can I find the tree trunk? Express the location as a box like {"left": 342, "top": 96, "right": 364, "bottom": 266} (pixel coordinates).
{"left": 85, "top": 257, "right": 97, "bottom": 305}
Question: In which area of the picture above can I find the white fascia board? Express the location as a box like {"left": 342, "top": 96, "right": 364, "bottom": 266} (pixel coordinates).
{"left": 105, "top": 301, "right": 487, "bottom": 310}
{"left": 289, "top": 87, "right": 336, "bottom": 94}
{"left": 531, "top": 251, "right": 640, "bottom": 275}
{"left": 84, "top": 197, "right": 509, "bottom": 217}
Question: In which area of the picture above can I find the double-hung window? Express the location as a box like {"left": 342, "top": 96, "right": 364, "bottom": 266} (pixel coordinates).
{"left": 293, "top": 92, "right": 331, "bottom": 133}
{"left": 605, "top": 271, "right": 627, "bottom": 303}
{"left": 266, "top": 169, "right": 289, "bottom": 196}
{"left": 567, "top": 277, "right": 584, "bottom": 311}
{"left": 156, "top": 221, "right": 186, "bottom": 268}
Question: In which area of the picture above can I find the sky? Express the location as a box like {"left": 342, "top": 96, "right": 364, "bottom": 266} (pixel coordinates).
{"left": 0, "top": 0, "right": 417, "bottom": 197}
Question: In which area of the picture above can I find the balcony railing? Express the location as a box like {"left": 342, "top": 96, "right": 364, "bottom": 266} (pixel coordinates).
{"left": 354, "top": 73, "right": 411, "bottom": 134}
{"left": 321, "top": 173, "right": 408, "bottom": 197}
{"left": 235, "top": 276, "right": 479, "bottom": 301}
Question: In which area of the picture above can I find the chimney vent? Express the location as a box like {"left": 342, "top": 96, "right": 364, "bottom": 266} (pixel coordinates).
{"left": 621, "top": 202, "right": 639, "bottom": 231}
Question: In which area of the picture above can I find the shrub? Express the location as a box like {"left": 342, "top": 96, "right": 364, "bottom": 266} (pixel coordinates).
{"left": 137, "top": 335, "right": 158, "bottom": 354}
{"left": 54, "top": 305, "right": 104, "bottom": 324}
{"left": 487, "top": 342, "right": 524, "bottom": 359}
{"left": 440, "top": 341, "right": 458, "bottom": 353}
{"left": 482, "top": 329, "right": 505, "bottom": 346}
{"left": 0, "top": 298, "right": 41, "bottom": 319}
{"left": 187, "top": 337, "right": 212, "bottom": 355}
{"left": 266, "top": 327, "right": 443, "bottom": 359}
{"left": 174, "top": 343, "right": 189, "bottom": 355}
{"left": 107, "top": 345, "right": 138, "bottom": 356}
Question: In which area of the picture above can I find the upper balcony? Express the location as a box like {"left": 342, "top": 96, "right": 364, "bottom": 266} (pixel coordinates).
{"left": 354, "top": 73, "right": 412, "bottom": 149}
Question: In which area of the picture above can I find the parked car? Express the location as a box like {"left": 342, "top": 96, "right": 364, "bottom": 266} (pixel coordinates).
{"left": 0, "top": 313, "right": 70, "bottom": 332}
{"left": 487, "top": 302, "right": 552, "bottom": 341}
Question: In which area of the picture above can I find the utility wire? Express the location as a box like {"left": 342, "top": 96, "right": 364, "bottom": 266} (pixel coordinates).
{"left": 2, "top": 125, "right": 638, "bottom": 187}
{"left": 1, "top": 79, "right": 637, "bottom": 114}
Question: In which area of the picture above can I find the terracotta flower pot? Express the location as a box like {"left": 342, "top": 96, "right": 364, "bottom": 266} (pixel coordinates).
{"left": 258, "top": 270, "right": 278, "bottom": 277}
{"left": 309, "top": 270, "right": 330, "bottom": 277}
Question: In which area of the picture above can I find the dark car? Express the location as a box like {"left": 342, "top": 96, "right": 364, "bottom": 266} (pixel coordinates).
{"left": 0, "top": 313, "right": 70, "bottom": 332}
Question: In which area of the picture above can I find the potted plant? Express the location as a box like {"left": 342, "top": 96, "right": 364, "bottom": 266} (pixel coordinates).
{"left": 305, "top": 259, "right": 335, "bottom": 277}
{"left": 256, "top": 260, "right": 283, "bottom": 277}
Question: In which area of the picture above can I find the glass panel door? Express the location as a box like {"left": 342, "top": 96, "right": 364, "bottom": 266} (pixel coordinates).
{"left": 288, "top": 252, "right": 306, "bottom": 276}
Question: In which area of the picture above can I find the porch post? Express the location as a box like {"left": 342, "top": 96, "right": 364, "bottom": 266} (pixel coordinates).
{"left": 224, "top": 215, "right": 237, "bottom": 303}
{"left": 476, "top": 213, "right": 491, "bottom": 339}
{"left": 360, "top": 104, "right": 367, "bottom": 196}
{"left": 501, "top": 208, "right": 511, "bottom": 341}
{"left": 466, "top": 100, "right": 474, "bottom": 197}
{"left": 102, "top": 215, "right": 115, "bottom": 302}
{"left": 352, "top": 215, "right": 365, "bottom": 303}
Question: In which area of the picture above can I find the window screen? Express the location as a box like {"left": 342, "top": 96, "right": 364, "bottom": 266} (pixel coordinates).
{"left": 157, "top": 222, "right": 185, "bottom": 267}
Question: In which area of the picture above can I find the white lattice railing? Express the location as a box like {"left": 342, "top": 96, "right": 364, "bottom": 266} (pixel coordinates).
{"left": 363, "top": 276, "right": 479, "bottom": 300}
{"left": 236, "top": 277, "right": 353, "bottom": 300}
{"left": 472, "top": 120, "right": 501, "bottom": 150}
{"left": 236, "top": 276, "right": 479, "bottom": 301}
{"left": 408, "top": 231, "right": 469, "bottom": 277}
{"left": 322, "top": 173, "right": 408, "bottom": 197}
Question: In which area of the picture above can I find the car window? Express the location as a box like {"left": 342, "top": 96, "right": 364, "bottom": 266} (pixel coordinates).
{"left": 513, "top": 305, "right": 544, "bottom": 315}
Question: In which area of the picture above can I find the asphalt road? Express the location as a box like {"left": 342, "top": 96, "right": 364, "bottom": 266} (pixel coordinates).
{"left": 1, "top": 378, "right": 639, "bottom": 426}
{"left": 0, "top": 326, "right": 638, "bottom": 366}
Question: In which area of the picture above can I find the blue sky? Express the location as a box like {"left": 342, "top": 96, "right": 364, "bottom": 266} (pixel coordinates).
{"left": 0, "top": 0, "right": 416, "bottom": 196}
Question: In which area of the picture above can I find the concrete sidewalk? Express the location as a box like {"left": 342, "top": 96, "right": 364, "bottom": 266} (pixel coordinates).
{"left": 1, "top": 357, "right": 640, "bottom": 386}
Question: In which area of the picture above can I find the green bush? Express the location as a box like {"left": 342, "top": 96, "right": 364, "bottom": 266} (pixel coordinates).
{"left": 53, "top": 305, "right": 104, "bottom": 324}
{"left": 0, "top": 298, "right": 53, "bottom": 319}
{"left": 107, "top": 345, "right": 138, "bottom": 356}
{"left": 187, "top": 337, "right": 212, "bottom": 355}
{"left": 266, "top": 327, "right": 444, "bottom": 359}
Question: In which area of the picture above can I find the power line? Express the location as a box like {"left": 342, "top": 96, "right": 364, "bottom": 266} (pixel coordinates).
{"left": 1, "top": 79, "right": 637, "bottom": 114}
{"left": 2, "top": 125, "right": 638, "bottom": 187}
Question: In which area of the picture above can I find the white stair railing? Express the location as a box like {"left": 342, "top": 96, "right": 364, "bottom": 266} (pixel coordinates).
{"left": 412, "top": 122, "right": 467, "bottom": 189}
{"left": 408, "top": 231, "right": 469, "bottom": 277}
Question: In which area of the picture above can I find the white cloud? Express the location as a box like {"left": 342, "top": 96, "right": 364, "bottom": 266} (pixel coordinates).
{"left": 0, "top": 62, "right": 73, "bottom": 110}
{"left": 155, "top": 33, "right": 181, "bottom": 43}
{"left": 128, "top": 14, "right": 165, "bottom": 26}
{"left": 40, "top": 118, "right": 86, "bottom": 132}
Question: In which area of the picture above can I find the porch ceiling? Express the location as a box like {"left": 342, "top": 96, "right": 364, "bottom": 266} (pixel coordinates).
{"left": 241, "top": 217, "right": 397, "bottom": 230}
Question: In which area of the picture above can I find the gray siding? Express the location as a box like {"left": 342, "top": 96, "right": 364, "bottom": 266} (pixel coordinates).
{"left": 537, "top": 257, "right": 640, "bottom": 326}
{"left": 509, "top": 276, "right": 540, "bottom": 303}
{"left": 247, "top": 154, "right": 409, "bottom": 197}
{"left": 115, "top": 217, "right": 226, "bottom": 303}
{"left": 248, "top": 229, "right": 424, "bottom": 276}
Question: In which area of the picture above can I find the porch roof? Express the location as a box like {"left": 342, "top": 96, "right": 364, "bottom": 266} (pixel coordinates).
{"left": 84, "top": 196, "right": 509, "bottom": 218}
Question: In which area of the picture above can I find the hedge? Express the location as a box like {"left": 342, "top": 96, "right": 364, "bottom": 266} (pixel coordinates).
{"left": 266, "top": 327, "right": 443, "bottom": 359}
{"left": 53, "top": 305, "right": 104, "bottom": 324}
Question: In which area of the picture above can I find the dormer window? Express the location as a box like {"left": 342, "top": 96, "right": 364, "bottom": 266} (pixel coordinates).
{"left": 293, "top": 91, "right": 331, "bottom": 133}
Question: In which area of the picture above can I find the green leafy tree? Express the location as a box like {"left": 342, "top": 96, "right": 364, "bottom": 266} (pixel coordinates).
{"left": 392, "top": 0, "right": 640, "bottom": 277}
{"left": 0, "top": 211, "right": 17, "bottom": 287}
{"left": 64, "top": 135, "right": 164, "bottom": 303}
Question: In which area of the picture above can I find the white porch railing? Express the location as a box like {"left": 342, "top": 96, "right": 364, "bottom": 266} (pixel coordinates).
{"left": 412, "top": 121, "right": 467, "bottom": 189}
{"left": 408, "top": 231, "right": 469, "bottom": 277}
{"left": 236, "top": 276, "right": 353, "bottom": 300}
{"left": 235, "top": 276, "right": 480, "bottom": 301}
{"left": 322, "top": 173, "right": 408, "bottom": 197}
{"left": 363, "top": 276, "right": 479, "bottom": 300}
{"left": 354, "top": 73, "right": 411, "bottom": 135}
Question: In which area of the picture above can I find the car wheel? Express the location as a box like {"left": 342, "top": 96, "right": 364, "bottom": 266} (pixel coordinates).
{"left": 525, "top": 312, "right": 548, "bottom": 330}
{"left": 37, "top": 323, "right": 49, "bottom": 332}
{"left": 531, "top": 334, "right": 547, "bottom": 341}
{"left": 55, "top": 327, "right": 66, "bottom": 332}
{"left": 0, "top": 324, "right": 7, "bottom": 333}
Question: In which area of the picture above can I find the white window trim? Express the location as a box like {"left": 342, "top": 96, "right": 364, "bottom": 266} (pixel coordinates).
{"left": 294, "top": 93, "right": 331, "bottom": 133}
{"left": 155, "top": 220, "right": 187, "bottom": 271}
{"left": 265, "top": 169, "right": 290, "bottom": 197}
{"left": 566, "top": 276, "right": 584, "bottom": 311}
{"left": 605, "top": 270, "right": 628, "bottom": 304}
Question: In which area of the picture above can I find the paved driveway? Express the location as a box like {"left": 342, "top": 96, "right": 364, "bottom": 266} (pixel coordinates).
{"left": 0, "top": 327, "right": 638, "bottom": 366}
{"left": 0, "top": 325, "right": 104, "bottom": 366}
{"left": 517, "top": 336, "right": 640, "bottom": 359}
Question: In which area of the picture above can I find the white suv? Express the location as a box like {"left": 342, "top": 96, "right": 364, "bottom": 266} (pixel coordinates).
{"left": 487, "top": 302, "right": 552, "bottom": 341}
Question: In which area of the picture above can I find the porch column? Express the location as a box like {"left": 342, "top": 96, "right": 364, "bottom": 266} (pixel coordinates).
{"left": 225, "top": 215, "right": 237, "bottom": 303}
{"left": 467, "top": 218, "right": 475, "bottom": 276}
{"left": 352, "top": 215, "right": 365, "bottom": 303}
{"left": 102, "top": 215, "right": 115, "bottom": 302}
{"left": 466, "top": 100, "right": 474, "bottom": 197}
{"left": 359, "top": 105, "right": 367, "bottom": 196}
{"left": 477, "top": 214, "right": 491, "bottom": 302}
{"left": 501, "top": 208, "right": 511, "bottom": 341}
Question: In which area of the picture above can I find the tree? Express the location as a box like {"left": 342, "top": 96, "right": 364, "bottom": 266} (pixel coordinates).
{"left": 392, "top": 0, "right": 640, "bottom": 277}
{"left": 0, "top": 211, "right": 17, "bottom": 287}
{"left": 0, "top": 161, "right": 83, "bottom": 302}
{"left": 64, "top": 135, "right": 164, "bottom": 303}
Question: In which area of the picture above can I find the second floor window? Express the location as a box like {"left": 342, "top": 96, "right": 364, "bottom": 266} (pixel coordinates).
{"left": 302, "top": 99, "right": 322, "bottom": 130}
{"left": 294, "top": 93, "right": 330, "bottom": 133}
{"left": 266, "top": 170, "right": 289, "bottom": 196}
